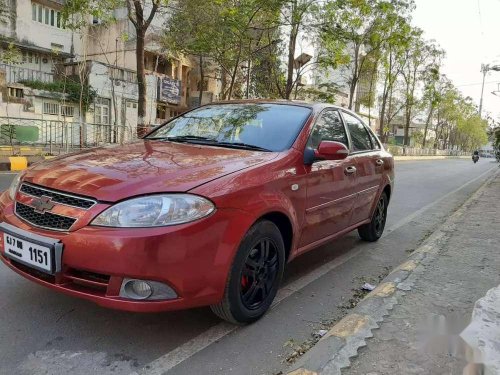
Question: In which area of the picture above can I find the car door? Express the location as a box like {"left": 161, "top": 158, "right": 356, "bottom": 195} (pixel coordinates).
{"left": 341, "top": 111, "right": 384, "bottom": 226}
{"left": 299, "top": 109, "right": 357, "bottom": 247}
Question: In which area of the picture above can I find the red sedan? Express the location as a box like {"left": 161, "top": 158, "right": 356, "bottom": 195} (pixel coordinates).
{"left": 0, "top": 101, "right": 394, "bottom": 324}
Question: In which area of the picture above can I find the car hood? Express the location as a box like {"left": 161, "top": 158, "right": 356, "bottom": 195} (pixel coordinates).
{"left": 23, "top": 140, "right": 278, "bottom": 202}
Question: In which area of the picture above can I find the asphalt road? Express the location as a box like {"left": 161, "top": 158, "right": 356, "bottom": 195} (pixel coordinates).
{"left": 0, "top": 159, "right": 497, "bottom": 375}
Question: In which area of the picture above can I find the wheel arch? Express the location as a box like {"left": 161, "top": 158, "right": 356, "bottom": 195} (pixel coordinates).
{"left": 259, "top": 211, "right": 294, "bottom": 262}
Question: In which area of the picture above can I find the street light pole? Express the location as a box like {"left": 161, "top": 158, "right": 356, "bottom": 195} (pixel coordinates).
{"left": 479, "top": 64, "right": 500, "bottom": 118}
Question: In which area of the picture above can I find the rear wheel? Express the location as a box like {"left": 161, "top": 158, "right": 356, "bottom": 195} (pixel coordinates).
{"left": 358, "top": 192, "right": 388, "bottom": 242}
{"left": 210, "top": 220, "right": 285, "bottom": 324}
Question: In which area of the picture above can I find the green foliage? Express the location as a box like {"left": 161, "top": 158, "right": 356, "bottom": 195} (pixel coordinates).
{"left": 19, "top": 80, "right": 97, "bottom": 111}
{"left": 165, "top": 0, "right": 282, "bottom": 99}
{"left": 0, "top": 43, "right": 22, "bottom": 64}
{"left": 301, "top": 82, "right": 340, "bottom": 103}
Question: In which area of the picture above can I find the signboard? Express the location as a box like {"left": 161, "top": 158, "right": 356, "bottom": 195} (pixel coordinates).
{"left": 159, "top": 77, "right": 182, "bottom": 105}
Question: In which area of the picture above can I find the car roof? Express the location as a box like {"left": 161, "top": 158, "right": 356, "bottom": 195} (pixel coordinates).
{"left": 201, "top": 99, "right": 345, "bottom": 112}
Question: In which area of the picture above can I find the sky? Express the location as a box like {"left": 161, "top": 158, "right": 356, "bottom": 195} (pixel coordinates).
{"left": 412, "top": 0, "right": 500, "bottom": 122}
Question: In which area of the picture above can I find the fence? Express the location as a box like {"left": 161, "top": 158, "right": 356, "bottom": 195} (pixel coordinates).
{"left": 384, "top": 145, "right": 468, "bottom": 157}
{"left": 0, "top": 117, "right": 137, "bottom": 155}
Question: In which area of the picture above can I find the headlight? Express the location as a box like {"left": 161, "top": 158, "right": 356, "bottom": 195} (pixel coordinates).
{"left": 92, "top": 194, "right": 215, "bottom": 227}
{"left": 8, "top": 173, "right": 23, "bottom": 201}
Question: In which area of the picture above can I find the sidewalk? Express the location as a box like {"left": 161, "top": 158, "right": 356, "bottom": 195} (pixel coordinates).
{"left": 288, "top": 171, "right": 500, "bottom": 375}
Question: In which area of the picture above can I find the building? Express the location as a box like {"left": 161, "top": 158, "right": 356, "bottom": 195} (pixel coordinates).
{"left": 0, "top": 0, "right": 220, "bottom": 152}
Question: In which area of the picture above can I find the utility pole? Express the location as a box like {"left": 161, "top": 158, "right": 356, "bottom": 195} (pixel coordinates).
{"left": 479, "top": 64, "right": 500, "bottom": 118}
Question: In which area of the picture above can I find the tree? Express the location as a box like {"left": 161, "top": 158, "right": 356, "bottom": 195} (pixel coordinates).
{"left": 63, "top": 0, "right": 169, "bottom": 136}
{"left": 165, "top": 0, "right": 281, "bottom": 101}
{"left": 376, "top": 9, "right": 413, "bottom": 140}
{"left": 322, "top": 0, "right": 413, "bottom": 110}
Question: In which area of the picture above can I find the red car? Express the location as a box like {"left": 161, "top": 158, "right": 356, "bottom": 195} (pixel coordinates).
{"left": 0, "top": 101, "right": 393, "bottom": 324}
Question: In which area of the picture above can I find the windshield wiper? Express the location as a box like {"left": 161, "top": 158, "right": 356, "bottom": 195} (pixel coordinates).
{"left": 214, "top": 142, "right": 272, "bottom": 152}
{"left": 148, "top": 135, "right": 216, "bottom": 142}
{"left": 150, "top": 136, "right": 271, "bottom": 152}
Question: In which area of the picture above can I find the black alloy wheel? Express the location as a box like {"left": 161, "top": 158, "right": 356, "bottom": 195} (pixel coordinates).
{"left": 240, "top": 238, "right": 279, "bottom": 310}
{"left": 211, "top": 220, "right": 285, "bottom": 324}
{"left": 358, "top": 192, "right": 388, "bottom": 242}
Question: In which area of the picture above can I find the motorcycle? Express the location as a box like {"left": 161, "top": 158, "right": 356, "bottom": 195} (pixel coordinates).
{"left": 472, "top": 155, "right": 479, "bottom": 163}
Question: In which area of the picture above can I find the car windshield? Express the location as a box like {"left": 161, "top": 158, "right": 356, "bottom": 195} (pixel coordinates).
{"left": 146, "top": 103, "right": 312, "bottom": 152}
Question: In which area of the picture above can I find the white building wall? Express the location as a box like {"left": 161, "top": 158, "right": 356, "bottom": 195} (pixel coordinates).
{"left": 15, "top": 0, "right": 75, "bottom": 56}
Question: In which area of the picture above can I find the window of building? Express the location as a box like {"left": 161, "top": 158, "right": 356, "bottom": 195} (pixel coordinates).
{"left": 43, "top": 102, "right": 59, "bottom": 115}
{"left": 94, "top": 98, "right": 111, "bottom": 125}
{"left": 156, "top": 103, "right": 168, "bottom": 120}
{"left": 8, "top": 87, "right": 24, "bottom": 99}
{"left": 342, "top": 112, "right": 373, "bottom": 152}
{"left": 61, "top": 105, "right": 74, "bottom": 117}
{"left": 127, "top": 71, "right": 137, "bottom": 83}
{"left": 31, "top": 2, "right": 64, "bottom": 29}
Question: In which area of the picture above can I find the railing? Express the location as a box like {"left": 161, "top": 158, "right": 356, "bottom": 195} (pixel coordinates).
{"left": 0, "top": 64, "right": 54, "bottom": 84}
{"left": 384, "top": 145, "right": 468, "bottom": 157}
{"left": 0, "top": 117, "right": 137, "bottom": 155}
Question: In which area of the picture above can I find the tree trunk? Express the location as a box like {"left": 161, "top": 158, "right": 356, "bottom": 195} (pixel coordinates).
{"left": 198, "top": 55, "right": 204, "bottom": 107}
{"left": 422, "top": 104, "right": 434, "bottom": 148}
{"left": 285, "top": 14, "right": 299, "bottom": 100}
{"left": 348, "top": 44, "right": 361, "bottom": 110}
{"left": 136, "top": 28, "right": 147, "bottom": 138}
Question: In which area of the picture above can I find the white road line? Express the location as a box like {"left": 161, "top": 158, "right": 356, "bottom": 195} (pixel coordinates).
{"left": 138, "top": 164, "right": 497, "bottom": 375}
{"left": 137, "top": 248, "right": 364, "bottom": 375}
{"left": 385, "top": 165, "right": 497, "bottom": 234}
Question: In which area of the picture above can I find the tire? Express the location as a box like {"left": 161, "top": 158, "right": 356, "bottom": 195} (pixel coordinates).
{"left": 358, "top": 192, "right": 388, "bottom": 242}
{"left": 210, "top": 220, "right": 285, "bottom": 324}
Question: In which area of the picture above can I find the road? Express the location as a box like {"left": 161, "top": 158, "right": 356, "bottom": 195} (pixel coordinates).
{"left": 0, "top": 159, "right": 497, "bottom": 375}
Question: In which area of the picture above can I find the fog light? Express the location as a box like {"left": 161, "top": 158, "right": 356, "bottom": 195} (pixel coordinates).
{"left": 123, "top": 280, "right": 153, "bottom": 300}
{"left": 119, "top": 278, "right": 178, "bottom": 301}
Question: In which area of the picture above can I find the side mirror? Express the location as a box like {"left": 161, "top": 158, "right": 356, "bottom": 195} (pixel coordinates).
{"left": 314, "top": 141, "right": 349, "bottom": 161}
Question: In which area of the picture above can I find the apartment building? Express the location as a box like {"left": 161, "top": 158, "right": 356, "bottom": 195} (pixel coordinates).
{"left": 0, "top": 0, "right": 219, "bottom": 150}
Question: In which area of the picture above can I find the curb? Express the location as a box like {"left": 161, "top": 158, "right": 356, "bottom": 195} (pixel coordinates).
{"left": 287, "top": 169, "right": 499, "bottom": 375}
{"left": 393, "top": 156, "right": 469, "bottom": 161}
{"left": 0, "top": 156, "right": 50, "bottom": 172}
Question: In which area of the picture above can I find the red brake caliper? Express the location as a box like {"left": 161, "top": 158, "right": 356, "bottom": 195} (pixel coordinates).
{"left": 241, "top": 275, "right": 248, "bottom": 289}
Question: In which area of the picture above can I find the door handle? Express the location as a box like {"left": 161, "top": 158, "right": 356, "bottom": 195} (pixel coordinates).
{"left": 375, "top": 159, "right": 384, "bottom": 166}
{"left": 344, "top": 166, "right": 357, "bottom": 175}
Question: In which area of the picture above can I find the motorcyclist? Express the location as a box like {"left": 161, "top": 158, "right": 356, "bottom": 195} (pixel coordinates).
{"left": 472, "top": 150, "right": 479, "bottom": 163}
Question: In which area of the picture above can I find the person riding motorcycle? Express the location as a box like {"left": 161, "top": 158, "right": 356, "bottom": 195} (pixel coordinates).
{"left": 472, "top": 150, "right": 479, "bottom": 163}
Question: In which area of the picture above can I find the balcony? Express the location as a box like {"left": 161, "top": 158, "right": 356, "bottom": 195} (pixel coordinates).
{"left": 0, "top": 64, "right": 54, "bottom": 84}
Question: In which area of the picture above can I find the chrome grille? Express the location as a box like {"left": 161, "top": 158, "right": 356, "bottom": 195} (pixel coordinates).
{"left": 19, "top": 183, "right": 96, "bottom": 210}
{"left": 15, "top": 202, "right": 77, "bottom": 231}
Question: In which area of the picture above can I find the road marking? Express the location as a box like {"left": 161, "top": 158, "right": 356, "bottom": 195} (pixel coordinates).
{"left": 138, "top": 164, "right": 497, "bottom": 375}
{"left": 137, "top": 248, "right": 364, "bottom": 375}
{"left": 385, "top": 165, "right": 497, "bottom": 234}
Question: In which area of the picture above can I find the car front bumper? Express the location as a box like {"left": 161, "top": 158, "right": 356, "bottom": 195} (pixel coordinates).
{"left": 0, "top": 191, "right": 253, "bottom": 312}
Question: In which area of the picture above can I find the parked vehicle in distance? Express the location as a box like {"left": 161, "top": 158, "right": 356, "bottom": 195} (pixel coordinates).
{"left": 0, "top": 101, "right": 394, "bottom": 324}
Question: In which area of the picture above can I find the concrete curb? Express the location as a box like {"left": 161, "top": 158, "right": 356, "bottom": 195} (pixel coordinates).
{"left": 287, "top": 169, "right": 499, "bottom": 375}
{"left": 0, "top": 156, "right": 50, "bottom": 171}
{"left": 393, "top": 155, "right": 469, "bottom": 161}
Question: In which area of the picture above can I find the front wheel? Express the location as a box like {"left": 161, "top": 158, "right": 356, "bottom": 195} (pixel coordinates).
{"left": 210, "top": 220, "right": 285, "bottom": 324}
{"left": 358, "top": 192, "right": 388, "bottom": 242}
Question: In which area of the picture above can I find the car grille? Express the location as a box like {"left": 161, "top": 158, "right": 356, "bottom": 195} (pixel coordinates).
{"left": 15, "top": 202, "right": 77, "bottom": 231}
{"left": 19, "top": 183, "right": 96, "bottom": 210}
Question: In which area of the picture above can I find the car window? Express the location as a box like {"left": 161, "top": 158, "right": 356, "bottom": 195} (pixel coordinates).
{"left": 147, "top": 104, "right": 312, "bottom": 152}
{"left": 307, "top": 110, "right": 348, "bottom": 149}
{"left": 342, "top": 112, "right": 373, "bottom": 152}
{"left": 367, "top": 129, "right": 381, "bottom": 150}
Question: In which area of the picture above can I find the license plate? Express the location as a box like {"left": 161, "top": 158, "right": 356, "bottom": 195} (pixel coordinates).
{"left": 3, "top": 233, "right": 53, "bottom": 273}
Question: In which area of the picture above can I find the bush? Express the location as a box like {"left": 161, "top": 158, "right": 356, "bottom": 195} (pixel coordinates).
{"left": 18, "top": 79, "right": 97, "bottom": 111}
